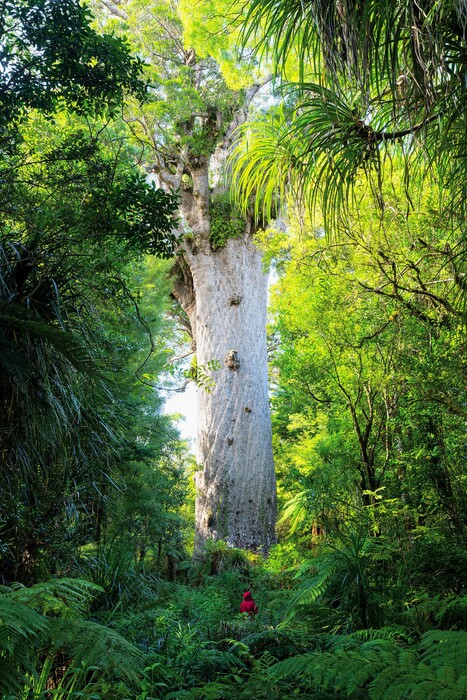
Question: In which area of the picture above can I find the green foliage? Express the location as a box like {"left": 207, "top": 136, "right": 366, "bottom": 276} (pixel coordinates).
{"left": 291, "top": 528, "right": 383, "bottom": 631}
{"left": 238, "top": 0, "right": 467, "bottom": 234}
{"left": 0, "top": 0, "right": 182, "bottom": 588}
{"left": 1, "top": 546, "right": 465, "bottom": 699}
{"left": 0, "top": 4, "right": 466, "bottom": 700}
{"left": 73, "top": 543, "right": 161, "bottom": 612}
{"left": 91, "top": 0, "right": 245, "bottom": 174}
{"left": 0, "top": 0, "right": 146, "bottom": 127}
{"left": 209, "top": 199, "right": 246, "bottom": 251}
{"left": 0, "top": 114, "right": 179, "bottom": 581}
{"left": 185, "top": 540, "right": 252, "bottom": 583}
{"left": 0, "top": 24, "right": 179, "bottom": 580}
{"left": 0, "top": 578, "right": 145, "bottom": 698}
{"left": 178, "top": 0, "right": 260, "bottom": 90}
{"left": 268, "top": 630, "right": 467, "bottom": 699}
{"left": 264, "top": 189, "right": 466, "bottom": 545}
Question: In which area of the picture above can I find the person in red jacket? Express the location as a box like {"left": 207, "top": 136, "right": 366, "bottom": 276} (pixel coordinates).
{"left": 240, "top": 591, "right": 258, "bottom": 617}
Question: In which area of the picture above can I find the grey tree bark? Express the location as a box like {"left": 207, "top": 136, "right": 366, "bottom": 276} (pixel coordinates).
{"left": 171, "top": 161, "right": 277, "bottom": 551}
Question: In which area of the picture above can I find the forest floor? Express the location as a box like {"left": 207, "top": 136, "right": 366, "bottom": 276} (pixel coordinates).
{"left": 2, "top": 537, "right": 466, "bottom": 699}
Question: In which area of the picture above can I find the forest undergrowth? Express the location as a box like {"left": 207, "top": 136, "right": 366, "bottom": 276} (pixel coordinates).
{"left": 1, "top": 529, "right": 466, "bottom": 700}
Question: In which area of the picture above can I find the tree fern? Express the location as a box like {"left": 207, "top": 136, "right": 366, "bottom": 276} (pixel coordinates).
{"left": 285, "top": 527, "right": 382, "bottom": 630}
{"left": 0, "top": 578, "right": 145, "bottom": 697}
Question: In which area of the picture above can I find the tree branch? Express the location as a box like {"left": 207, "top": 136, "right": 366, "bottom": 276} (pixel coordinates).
{"left": 355, "top": 112, "right": 442, "bottom": 144}
{"left": 353, "top": 315, "right": 397, "bottom": 348}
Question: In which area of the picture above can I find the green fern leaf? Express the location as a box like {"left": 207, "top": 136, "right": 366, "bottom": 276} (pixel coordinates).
{"left": 0, "top": 597, "right": 49, "bottom": 695}
{"left": 50, "top": 618, "right": 145, "bottom": 682}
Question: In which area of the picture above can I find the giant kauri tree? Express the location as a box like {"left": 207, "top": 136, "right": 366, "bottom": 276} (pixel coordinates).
{"left": 98, "top": 0, "right": 277, "bottom": 551}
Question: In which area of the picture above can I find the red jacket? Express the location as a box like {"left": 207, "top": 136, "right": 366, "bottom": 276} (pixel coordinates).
{"left": 240, "top": 592, "right": 258, "bottom": 615}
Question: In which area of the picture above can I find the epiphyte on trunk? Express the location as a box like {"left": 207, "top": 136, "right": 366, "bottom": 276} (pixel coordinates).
{"left": 224, "top": 350, "right": 240, "bottom": 371}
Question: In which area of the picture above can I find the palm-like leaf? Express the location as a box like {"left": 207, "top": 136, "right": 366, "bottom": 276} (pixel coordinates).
{"left": 232, "top": 88, "right": 390, "bottom": 229}
{"left": 242, "top": 0, "right": 466, "bottom": 98}
{"left": 0, "top": 303, "right": 97, "bottom": 376}
{"left": 231, "top": 106, "right": 302, "bottom": 221}
{"left": 237, "top": 0, "right": 467, "bottom": 231}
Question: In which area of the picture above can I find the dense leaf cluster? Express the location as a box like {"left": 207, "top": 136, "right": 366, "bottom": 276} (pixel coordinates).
{"left": 209, "top": 199, "right": 245, "bottom": 251}
{"left": 235, "top": 0, "right": 467, "bottom": 232}
{"left": 0, "top": 0, "right": 146, "bottom": 127}
{"left": 1, "top": 541, "right": 465, "bottom": 698}
{"left": 0, "top": 0, "right": 182, "bottom": 583}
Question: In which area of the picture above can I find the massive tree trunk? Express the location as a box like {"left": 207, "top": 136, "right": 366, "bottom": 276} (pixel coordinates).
{"left": 171, "top": 164, "right": 277, "bottom": 551}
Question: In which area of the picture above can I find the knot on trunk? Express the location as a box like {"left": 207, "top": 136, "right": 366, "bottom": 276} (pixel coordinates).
{"left": 229, "top": 294, "right": 242, "bottom": 306}
{"left": 224, "top": 350, "right": 240, "bottom": 371}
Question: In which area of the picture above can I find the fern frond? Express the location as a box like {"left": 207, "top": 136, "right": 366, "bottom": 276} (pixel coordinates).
{"left": 418, "top": 631, "right": 467, "bottom": 672}
{"left": 0, "top": 597, "right": 48, "bottom": 695}
{"left": 0, "top": 578, "right": 142, "bottom": 696}
{"left": 49, "top": 618, "right": 145, "bottom": 683}
{"left": 0, "top": 598, "right": 48, "bottom": 653}
{"left": 268, "top": 652, "right": 317, "bottom": 681}
{"left": 267, "top": 630, "right": 467, "bottom": 699}
{"left": 370, "top": 661, "right": 462, "bottom": 700}
{"left": 5, "top": 578, "right": 103, "bottom": 618}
